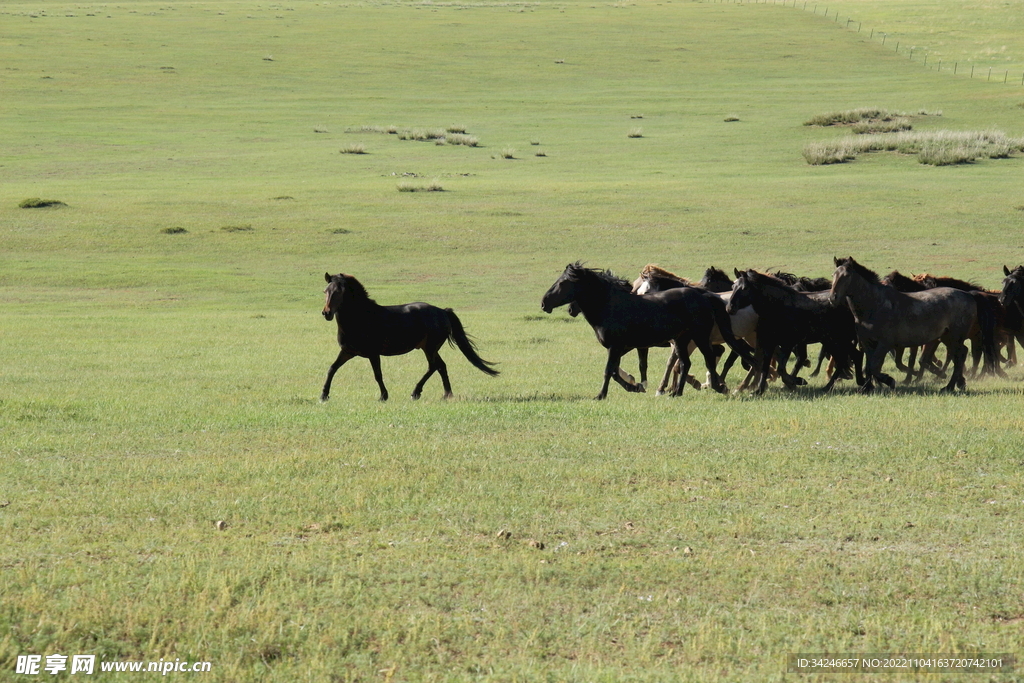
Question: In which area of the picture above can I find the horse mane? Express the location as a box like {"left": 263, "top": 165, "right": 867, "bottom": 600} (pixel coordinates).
{"left": 770, "top": 270, "right": 830, "bottom": 292}
{"left": 913, "top": 272, "right": 984, "bottom": 292}
{"left": 836, "top": 257, "right": 881, "bottom": 285}
{"left": 567, "top": 262, "right": 632, "bottom": 291}
{"left": 747, "top": 269, "right": 801, "bottom": 293}
{"left": 700, "top": 266, "right": 731, "bottom": 283}
{"left": 770, "top": 270, "right": 799, "bottom": 285}
{"left": 882, "top": 270, "right": 926, "bottom": 292}
{"left": 338, "top": 274, "right": 376, "bottom": 305}
{"left": 641, "top": 264, "right": 693, "bottom": 286}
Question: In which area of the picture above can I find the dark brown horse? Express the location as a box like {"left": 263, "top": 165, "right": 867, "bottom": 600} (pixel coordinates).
{"left": 830, "top": 258, "right": 994, "bottom": 393}
{"left": 320, "top": 273, "right": 498, "bottom": 401}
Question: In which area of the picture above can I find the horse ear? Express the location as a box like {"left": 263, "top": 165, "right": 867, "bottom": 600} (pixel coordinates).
{"left": 325, "top": 272, "right": 333, "bottom": 283}
{"left": 733, "top": 268, "right": 742, "bottom": 278}
{"left": 834, "top": 256, "right": 841, "bottom": 267}
{"left": 1005, "top": 265, "right": 1011, "bottom": 276}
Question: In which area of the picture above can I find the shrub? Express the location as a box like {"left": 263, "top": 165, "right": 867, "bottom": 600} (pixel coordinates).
{"left": 627, "top": 127, "right": 644, "bottom": 138}
{"left": 221, "top": 224, "right": 254, "bottom": 232}
{"left": 397, "top": 180, "right": 444, "bottom": 192}
{"left": 160, "top": 227, "right": 188, "bottom": 234}
{"left": 500, "top": 148, "right": 516, "bottom": 159}
{"left": 340, "top": 143, "right": 366, "bottom": 154}
{"left": 446, "top": 133, "right": 479, "bottom": 147}
{"left": 19, "top": 198, "right": 66, "bottom": 208}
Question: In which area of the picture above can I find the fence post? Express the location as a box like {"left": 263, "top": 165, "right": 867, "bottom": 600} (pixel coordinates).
{"left": 988, "top": 67, "right": 992, "bottom": 82}
{"left": 954, "top": 62, "right": 957, "bottom": 74}
{"left": 971, "top": 64, "right": 974, "bottom": 78}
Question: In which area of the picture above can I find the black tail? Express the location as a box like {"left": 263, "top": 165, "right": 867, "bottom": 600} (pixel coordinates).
{"left": 709, "top": 296, "right": 755, "bottom": 366}
{"left": 972, "top": 291, "right": 1003, "bottom": 378}
{"left": 445, "top": 309, "right": 500, "bottom": 376}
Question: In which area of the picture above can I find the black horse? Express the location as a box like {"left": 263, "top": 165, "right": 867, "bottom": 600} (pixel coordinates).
{"left": 1000, "top": 265, "right": 1024, "bottom": 366}
{"left": 320, "top": 273, "right": 498, "bottom": 401}
{"left": 698, "top": 266, "right": 734, "bottom": 293}
{"left": 541, "top": 263, "right": 752, "bottom": 399}
{"left": 728, "top": 269, "right": 862, "bottom": 394}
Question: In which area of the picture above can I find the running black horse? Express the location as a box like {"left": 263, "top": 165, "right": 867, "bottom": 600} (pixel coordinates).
{"left": 541, "top": 263, "right": 752, "bottom": 399}
{"left": 320, "top": 273, "right": 499, "bottom": 401}
{"left": 728, "top": 269, "right": 862, "bottom": 394}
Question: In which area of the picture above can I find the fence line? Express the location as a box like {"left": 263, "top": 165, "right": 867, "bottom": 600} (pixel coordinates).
{"left": 702, "top": 0, "right": 1024, "bottom": 86}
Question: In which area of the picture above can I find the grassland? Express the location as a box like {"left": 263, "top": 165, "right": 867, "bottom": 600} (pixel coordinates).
{"left": 2, "top": 0, "right": 1024, "bottom": 680}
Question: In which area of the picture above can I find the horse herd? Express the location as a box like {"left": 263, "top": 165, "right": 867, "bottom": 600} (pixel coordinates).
{"left": 320, "top": 262, "right": 1024, "bottom": 401}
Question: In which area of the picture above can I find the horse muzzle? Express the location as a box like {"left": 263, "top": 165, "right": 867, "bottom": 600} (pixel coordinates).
{"left": 323, "top": 309, "right": 335, "bottom": 321}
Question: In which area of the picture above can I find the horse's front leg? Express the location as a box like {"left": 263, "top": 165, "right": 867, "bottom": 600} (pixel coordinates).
{"left": 368, "top": 355, "right": 389, "bottom": 401}
{"left": 597, "top": 348, "right": 625, "bottom": 400}
{"left": 321, "top": 349, "right": 355, "bottom": 402}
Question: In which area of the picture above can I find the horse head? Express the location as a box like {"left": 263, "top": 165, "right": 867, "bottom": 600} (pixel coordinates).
{"left": 829, "top": 257, "right": 856, "bottom": 307}
{"left": 323, "top": 272, "right": 373, "bottom": 320}
{"left": 323, "top": 272, "right": 344, "bottom": 321}
{"left": 1000, "top": 265, "right": 1024, "bottom": 312}
{"left": 541, "top": 263, "right": 580, "bottom": 313}
{"left": 726, "top": 270, "right": 754, "bottom": 314}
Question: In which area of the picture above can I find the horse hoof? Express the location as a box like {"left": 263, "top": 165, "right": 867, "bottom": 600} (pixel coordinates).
{"left": 319, "top": 394, "right": 330, "bottom": 403}
{"left": 411, "top": 393, "right": 421, "bottom": 400}
{"left": 443, "top": 392, "right": 454, "bottom": 400}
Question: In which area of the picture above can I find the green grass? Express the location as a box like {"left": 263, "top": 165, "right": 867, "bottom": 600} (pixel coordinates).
{"left": 3, "top": 0, "right": 1024, "bottom": 680}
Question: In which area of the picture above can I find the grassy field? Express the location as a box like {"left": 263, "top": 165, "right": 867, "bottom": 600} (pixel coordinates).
{"left": 3, "top": 0, "right": 1024, "bottom": 680}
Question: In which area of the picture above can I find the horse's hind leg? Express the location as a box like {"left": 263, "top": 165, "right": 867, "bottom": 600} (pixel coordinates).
{"left": 413, "top": 349, "right": 452, "bottom": 399}
{"left": 940, "top": 340, "right": 969, "bottom": 392}
{"left": 694, "top": 337, "right": 726, "bottom": 394}
{"left": 669, "top": 339, "right": 694, "bottom": 396}
{"left": 656, "top": 348, "right": 678, "bottom": 396}
{"left": 321, "top": 349, "right": 355, "bottom": 402}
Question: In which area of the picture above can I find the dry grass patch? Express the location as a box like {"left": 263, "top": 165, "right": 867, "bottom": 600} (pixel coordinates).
{"left": 804, "top": 130, "right": 1024, "bottom": 166}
